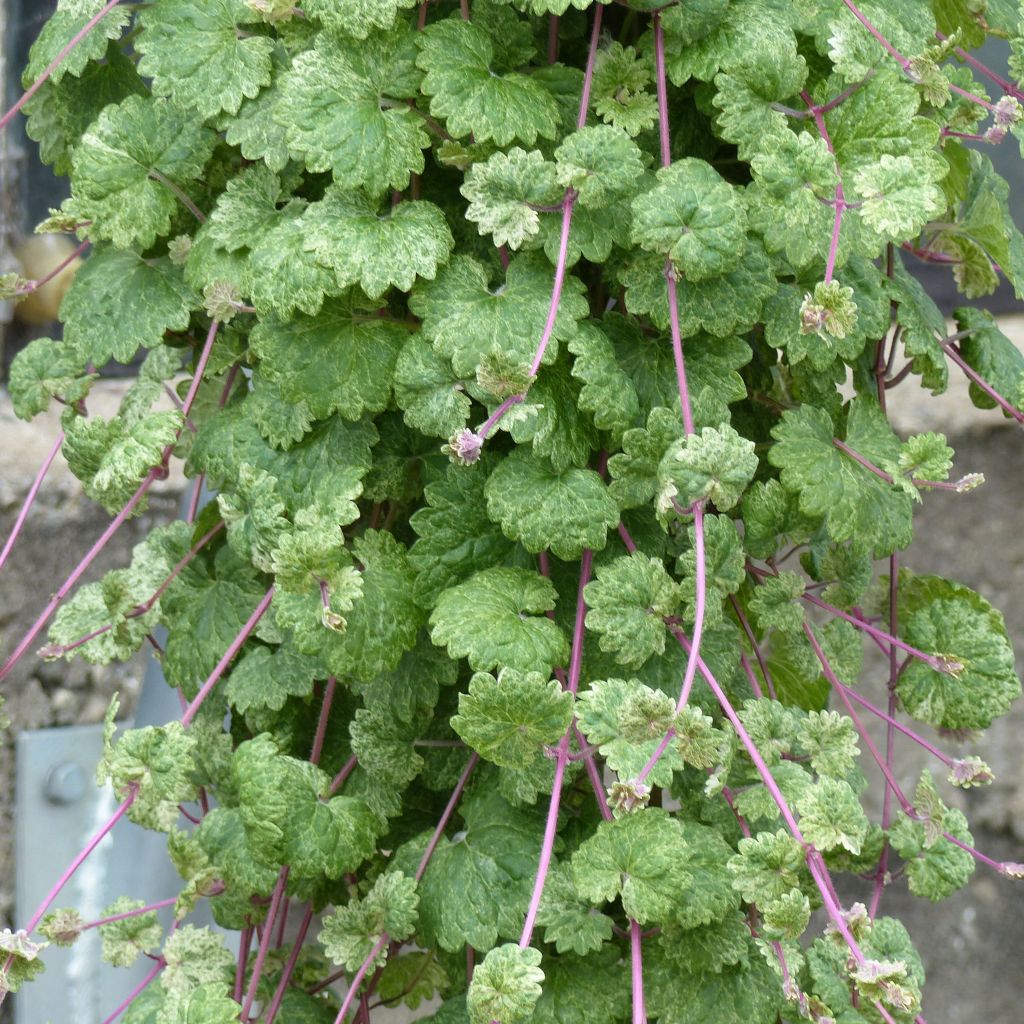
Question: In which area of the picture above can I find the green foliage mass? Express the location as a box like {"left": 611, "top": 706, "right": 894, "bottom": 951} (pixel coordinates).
{"left": 7, "top": 0, "right": 1024, "bottom": 1020}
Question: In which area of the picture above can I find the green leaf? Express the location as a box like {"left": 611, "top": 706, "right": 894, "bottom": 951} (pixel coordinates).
{"left": 60, "top": 246, "right": 198, "bottom": 367}
{"left": 591, "top": 42, "right": 658, "bottom": 136}
{"left": 676, "top": 513, "right": 746, "bottom": 629}
{"left": 852, "top": 154, "right": 946, "bottom": 242}
{"left": 659, "top": 424, "right": 758, "bottom": 513}
{"left": 727, "top": 829, "right": 809, "bottom": 906}
{"left": 621, "top": 244, "right": 776, "bottom": 339}
{"left": 47, "top": 522, "right": 190, "bottom": 664}
{"left": 410, "top": 253, "right": 588, "bottom": 378}
{"left": 892, "top": 572, "right": 1021, "bottom": 731}
{"left": 62, "top": 409, "right": 182, "bottom": 514}
{"left": 461, "top": 147, "right": 561, "bottom": 250}
{"left": 319, "top": 871, "right": 418, "bottom": 971}
{"left": 567, "top": 322, "right": 641, "bottom": 447}
{"left": 376, "top": 952, "right": 449, "bottom": 1011}
{"left": 160, "top": 543, "right": 271, "bottom": 695}
{"left": 416, "top": 19, "right": 560, "bottom": 146}
{"left": 656, "top": 911, "right": 750, "bottom": 976}
{"left": 571, "top": 808, "right": 692, "bottom": 924}
{"left": 409, "top": 462, "right": 516, "bottom": 608}
{"left": 674, "top": 820, "right": 743, "bottom": 928}
{"left": 189, "top": 401, "right": 376, "bottom": 517}
{"left": 429, "top": 568, "right": 569, "bottom": 675}
{"left": 768, "top": 397, "right": 913, "bottom": 556}
{"left": 796, "top": 710, "right": 860, "bottom": 779}
{"left": 416, "top": 788, "right": 540, "bottom": 952}
{"left": 276, "top": 24, "right": 428, "bottom": 195}
{"left": 453, "top": 668, "right": 573, "bottom": 767}
{"left": 534, "top": 864, "right": 614, "bottom": 956}
{"left": 8, "top": 337, "right": 94, "bottom": 420}
{"left": 305, "top": 0, "right": 418, "bottom": 39}
{"left": 608, "top": 406, "right": 685, "bottom": 510}
{"left": 890, "top": 806, "right": 975, "bottom": 901}
{"left": 303, "top": 188, "right": 454, "bottom": 299}
{"left": 577, "top": 677, "right": 682, "bottom": 788}
{"left": 953, "top": 307, "right": 1024, "bottom": 416}
{"left": 69, "top": 95, "right": 216, "bottom": 250}
{"left": 748, "top": 572, "right": 806, "bottom": 634}
{"left": 24, "top": 43, "right": 147, "bottom": 177}
{"left": 234, "top": 733, "right": 380, "bottom": 879}
{"left": 532, "top": 947, "right": 628, "bottom": 1024}
{"left": 631, "top": 160, "right": 748, "bottom": 282}
{"left": 24, "top": 0, "right": 132, "bottom": 87}
{"left": 97, "top": 713, "right": 198, "bottom": 832}
{"left": 467, "top": 944, "right": 544, "bottom": 1024}
{"left": 225, "top": 640, "right": 321, "bottom": 714}
{"left": 584, "top": 554, "right": 679, "bottom": 669}
{"left": 137, "top": 0, "right": 274, "bottom": 119}
{"left": 394, "top": 336, "right": 472, "bottom": 439}
{"left": 646, "top": 938, "right": 785, "bottom": 1024}
{"left": 795, "top": 777, "right": 870, "bottom": 854}
{"left": 97, "top": 897, "right": 162, "bottom": 967}
{"left": 484, "top": 451, "right": 619, "bottom": 560}
{"left": 555, "top": 125, "right": 646, "bottom": 208}
{"left": 250, "top": 294, "right": 407, "bottom": 421}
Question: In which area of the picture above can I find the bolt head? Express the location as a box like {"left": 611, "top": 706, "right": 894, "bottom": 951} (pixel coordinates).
{"left": 44, "top": 761, "right": 86, "bottom": 805}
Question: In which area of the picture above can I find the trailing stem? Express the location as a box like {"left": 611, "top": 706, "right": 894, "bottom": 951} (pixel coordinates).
{"left": 0, "top": 430, "right": 64, "bottom": 575}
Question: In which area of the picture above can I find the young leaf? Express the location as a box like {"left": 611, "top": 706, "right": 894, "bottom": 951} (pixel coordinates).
{"left": 583, "top": 554, "right": 680, "bottom": 669}
{"left": 136, "top": 0, "right": 274, "bottom": 119}
{"left": 429, "top": 568, "right": 569, "bottom": 675}
{"left": 795, "top": 777, "right": 870, "bottom": 855}
{"left": 8, "top": 337, "right": 94, "bottom": 421}
{"left": 452, "top": 668, "right": 574, "bottom": 768}
{"left": 416, "top": 19, "right": 560, "bottom": 147}
{"left": 659, "top": 424, "right": 759, "bottom": 513}
{"left": 68, "top": 95, "right": 216, "bottom": 250}
{"left": 467, "top": 944, "right": 544, "bottom": 1024}
{"left": 303, "top": 187, "right": 454, "bottom": 298}
{"left": 534, "top": 864, "right": 615, "bottom": 956}
{"left": 571, "top": 808, "right": 692, "bottom": 924}
{"left": 319, "top": 871, "right": 419, "bottom": 971}
{"left": 748, "top": 572, "right": 806, "bottom": 634}
{"left": 631, "top": 159, "right": 748, "bottom": 282}
{"left": 555, "top": 125, "right": 646, "bottom": 208}
{"left": 97, "top": 897, "right": 162, "bottom": 968}
{"left": 461, "top": 147, "right": 561, "bottom": 251}
{"left": 484, "top": 451, "right": 620, "bottom": 560}
{"left": 276, "top": 24, "right": 428, "bottom": 195}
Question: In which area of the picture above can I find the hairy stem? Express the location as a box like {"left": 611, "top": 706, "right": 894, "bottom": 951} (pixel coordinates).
{"left": 98, "top": 957, "right": 164, "bottom": 1024}
{"left": 941, "top": 340, "right": 1024, "bottom": 424}
{"left": 0, "top": 0, "right": 125, "bottom": 134}
{"left": 14, "top": 239, "right": 90, "bottom": 296}
{"left": 240, "top": 866, "right": 290, "bottom": 1022}
{"left": 802, "top": 90, "right": 846, "bottom": 283}
{"left": 180, "top": 586, "right": 275, "bottom": 727}
{"left": 310, "top": 677, "right": 337, "bottom": 766}
{"left": 264, "top": 904, "right": 316, "bottom": 1024}
{"left": 0, "top": 429, "right": 64, "bottom": 575}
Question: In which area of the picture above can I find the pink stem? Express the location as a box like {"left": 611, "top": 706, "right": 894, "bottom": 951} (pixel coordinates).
{"left": 838, "top": 683, "right": 952, "bottom": 767}
{"left": 181, "top": 321, "right": 219, "bottom": 419}
{"left": 839, "top": 0, "right": 909, "bottom": 69}
{"left": 329, "top": 755, "right": 359, "bottom": 795}
{"left": 945, "top": 37, "right": 1024, "bottom": 101}
{"left": 738, "top": 650, "right": 764, "bottom": 699}
{"left": 23, "top": 789, "right": 135, "bottom": 935}
{"left": 0, "top": 429, "right": 64, "bottom": 574}
{"left": 941, "top": 341, "right": 1024, "bottom": 424}
{"left": 327, "top": 754, "right": 480, "bottom": 1021}
{"left": 14, "top": 240, "right": 90, "bottom": 296}
{"left": 574, "top": 722, "right": 613, "bottom": 822}
{"left": 802, "top": 91, "right": 845, "bottom": 283}
{"left": 310, "top": 678, "right": 337, "bottom": 765}
{"left": 731, "top": 595, "right": 776, "bottom": 700}
{"left": 180, "top": 586, "right": 274, "bottom": 727}
{"left": 235, "top": 924, "right": 253, "bottom": 1003}
{"left": 81, "top": 895, "right": 178, "bottom": 932}
{"left": 264, "top": 904, "right": 316, "bottom": 1024}
{"left": 98, "top": 957, "right": 164, "bottom": 1024}
{"left": 630, "top": 919, "right": 647, "bottom": 1024}
{"left": 240, "top": 866, "right": 290, "bottom": 1021}
{"left": 477, "top": 394, "right": 523, "bottom": 440}
{"left": 652, "top": 14, "right": 671, "bottom": 168}
{"left": 519, "top": 551, "right": 593, "bottom": 947}
{"left": 0, "top": 0, "right": 124, "bottom": 135}
{"left": 185, "top": 474, "right": 204, "bottom": 524}
{"left": 415, "top": 753, "right": 479, "bottom": 883}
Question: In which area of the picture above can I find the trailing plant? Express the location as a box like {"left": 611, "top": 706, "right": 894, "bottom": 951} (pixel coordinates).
{"left": 2, "top": 1, "right": 1024, "bottom": 1023}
